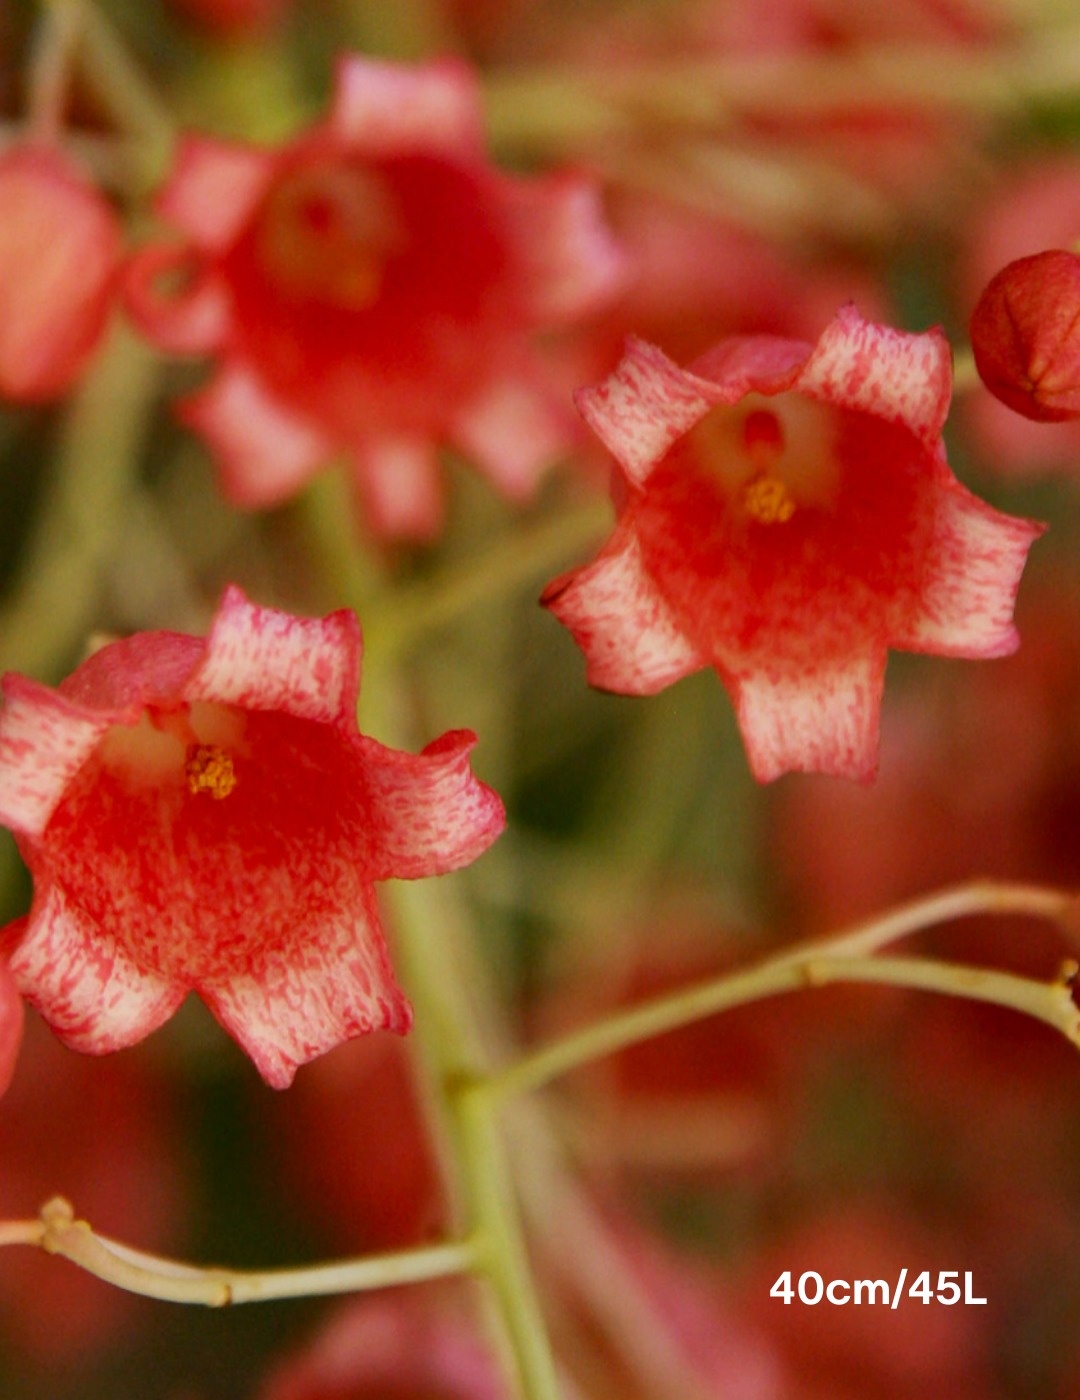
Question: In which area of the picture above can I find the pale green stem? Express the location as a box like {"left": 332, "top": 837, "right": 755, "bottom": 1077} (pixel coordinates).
{"left": 362, "top": 493, "right": 612, "bottom": 662}
{"left": 485, "top": 881, "right": 1078, "bottom": 1103}
{"left": 952, "top": 346, "right": 980, "bottom": 397}
{"left": 0, "top": 326, "right": 161, "bottom": 680}
{"left": 42, "top": 0, "right": 174, "bottom": 184}
{"left": 26, "top": 0, "right": 81, "bottom": 145}
{"left": 0, "top": 1197, "right": 476, "bottom": 1306}
{"left": 303, "top": 490, "right": 564, "bottom": 1400}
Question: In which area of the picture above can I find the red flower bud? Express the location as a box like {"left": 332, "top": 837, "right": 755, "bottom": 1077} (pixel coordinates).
{"left": 969, "top": 249, "right": 1080, "bottom": 423}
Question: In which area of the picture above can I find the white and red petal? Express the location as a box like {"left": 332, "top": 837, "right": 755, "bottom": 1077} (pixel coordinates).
{"left": 185, "top": 586, "right": 361, "bottom": 728}
{"left": 892, "top": 482, "right": 1045, "bottom": 659}
{"left": 351, "top": 437, "right": 444, "bottom": 541}
{"left": 794, "top": 304, "right": 952, "bottom": 448}
{"left": 180, "top": 362, "right": 335, "bottom": 506}
{"left": 200, "top": 884, "right": 411, "bottom": 1089}
{"left": 542, "top": 525, "right": 707, "bottom": 695}
{"left": 733, "top": 651, "right": 886, "bottom": 783}
{"left": 452, "top": 375, "right": 574, "bottom": 499}
{"left": 0, "top": 146, "right": 122, "bottom": 402}
{"left": 123, "top": 245, "right": 231, "bottom": 355}
{"left": 0, "top": 676, "right": 118, "bottom": 836}
{"left": 0, "top": 954, "right": 23, "bottom": 1099}
{"left": 10, "top": 884, "right": 184, "bottom": 1053}
{"left": 502, "top": 172, "right": 631, "bottom": 324}
{"left": 575, "top": 337, "right": 718, "bottom": 488}
{"left": 155, "top": 135, "right": 276, "bottom": 253}
{"left": 328, "top": 56, "right": 486, "bottom": 162}
{"left": 360, "top": 729, "right": 505, "bottom": 881}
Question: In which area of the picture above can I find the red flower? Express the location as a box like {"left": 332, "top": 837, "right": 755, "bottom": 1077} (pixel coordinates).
{"left": 257, "top": 1293, "right": 506, "bottom": 1400}
{"left": 970, "top": 249, "right": 1080, "bottom": 423}
{"left": 0, "top": 587, "right": 504, "bottom": 1087}
{"left": 543, "top": 306, "right": 1043, "bottom": 782}
{"left": 124, "top": 56, "right": 626, "bottom": 539}
{"left": 0, "top": 145, "right": 122, "bottom": 402}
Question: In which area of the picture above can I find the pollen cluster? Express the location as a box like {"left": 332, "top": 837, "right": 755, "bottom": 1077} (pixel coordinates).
{"left": 742, "top": 474, "right": 796, "bottom": 524}
{"left": 185, "top": 744, "right": 238, "bottom": 800}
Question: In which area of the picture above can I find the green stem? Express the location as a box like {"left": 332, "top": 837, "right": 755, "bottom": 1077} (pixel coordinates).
{"left": 485, "top": 881, "right": 1078, "bottom": 1102}
{"left": 0, "top": 325, "right": 161, "bottom": 680}
{"left": 362, "top": 493, "right": 611, "bottom": 662}
{"left": 2, "top": 1197, "right": 476, "bottom": 1306}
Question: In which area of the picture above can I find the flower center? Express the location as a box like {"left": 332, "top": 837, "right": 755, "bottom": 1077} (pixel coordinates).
{"left": 185, "top": 744, "right": 238, "bottom": 800}
{"left": 254, "top": 158, "right": 405, "bottom": 309}
{"left": 688, "top": 393, "right": 839, "bottom": 523}
{"left": 97, "top": 702, "right": 245, "bottom": 797}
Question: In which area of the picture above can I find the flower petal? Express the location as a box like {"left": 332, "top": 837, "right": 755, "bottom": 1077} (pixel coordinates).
{"left": 542, "top": 524, "right": 707, "bottom": 695}
{"left": 501, "top": 172, "right": 631, "bottom": 323}
{"left": 156, "top": 135, "right": 276, "bottom": 252}
{"left": 0, "top": 953, "right": 23, "bottom": 1099}
{"left": 575, "top": 337, "right": 717, "bottom": 487}
{"left": 180, "top": 362, "right": 335, "bottom": 506}
{"left": 0, "top": 676, "right": 117, "bottom": 836}
{"left": 10, "top": 884, "right": 184, "bottom": 1052}
{"left": 892, "top": 483, "right": 1045, "bottom": 658}
{"left": 795, "top": 304, "right": 952, "bottom": 448}
{"left": 200, "top": 884, "right": 412, "bottom": 1089}
{"left": 452, "top": 376, "right": 574, "bottom": 499}
{"left": 733, "top": 651, "right": 886, "bottom": 783}
{"left": 328, "top": 56, "right": 485, "bottom": 161}
{"left": 123, "top": 245, "right": 231, "bottom": 355}
{"left": 352, "top": 437, "right": 444, "bottom": 541}
{"left": 360, "top": 729, "right": 506, "bottom": 881}
{"left": 184, "top": 586, "right": 362, "bottom": 727}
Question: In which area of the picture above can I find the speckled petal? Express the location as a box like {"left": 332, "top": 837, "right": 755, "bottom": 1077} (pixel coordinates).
{"left": 10, "top": 884, "right": 184, "bottom": 1052}
{"left": 184, "top": 586, "right": 361, "bottom": 727}
{"left": 200, "top": 885, "right": 412, "bottom": 1090}
{"left": 542, "top": 524, "right": 707, "bottom": 695}
{"left": 352, "top": 437, "right": 444, "bottom": 541}
{"left": 360, "top": 729, "right": 505, "bottom": 881}
{"left": 328, "top": 56, "right": 485, "bottom": 160}
{"left": 452, "top": 376, "right": 573, "bottom": 499}
{"left": 734, "top": 652, "right": 886, "bottom": 783}
{"left": 180, "top": 363, "right": 334, "bottom": 506}
{"left": 892, "top": 483, "right": 1045, "bottom": 658}
{"left": 795, "top": 304, "right": 952, "bottom": 448}
{"left": 575, "top": 337, "right": 717, "bottom": 488}
{"left": 156, "top": 135, "right": 276, "bottom": 252}
{"left": 502, "top": 172, "right": 631, "bottom": 323}
{"left": 0, "top": 676, "right": 117, "bottom": 836}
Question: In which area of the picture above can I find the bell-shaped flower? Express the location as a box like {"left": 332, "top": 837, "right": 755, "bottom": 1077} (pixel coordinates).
{"left": 543, "top": 306, "right": 1043, "bottom": 782}
{"left": 0, "top": 145, "right": 123, "bottom": 402}
{"left": 124, "top": 55, "right": 626, "bottom": 539}
{"left": 0, "top": 587, "right": 504, "bottom": 1087}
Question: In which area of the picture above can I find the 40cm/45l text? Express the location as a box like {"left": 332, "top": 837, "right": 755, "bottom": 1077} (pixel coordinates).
{"left": 771, "top": 1270, "right": 987, "bottom": 1307}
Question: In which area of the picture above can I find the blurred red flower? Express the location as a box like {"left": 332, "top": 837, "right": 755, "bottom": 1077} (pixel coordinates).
{"left": 0, "top": 145, "right": 122, "bottom": 403}
{"left": 543, "top": 306, "right": 1042, "bottom": 782}
{"left": 0, "top": 586, "right": 504, "bottom": 1087}
{"left": 125, "top": 56, "right": 626, "bottom": 538}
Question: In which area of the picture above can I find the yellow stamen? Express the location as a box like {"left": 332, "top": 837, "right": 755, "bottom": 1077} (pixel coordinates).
{"left": 185, "top": 745, "right": 237, "bottom": 800}
{"left": 742, "top": 474, "right": 796, "bottom": 524}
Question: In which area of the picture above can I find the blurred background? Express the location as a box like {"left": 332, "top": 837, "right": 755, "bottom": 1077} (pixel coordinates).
{"left": 5, "top": 1, "right": 1080, "bottom": 1397}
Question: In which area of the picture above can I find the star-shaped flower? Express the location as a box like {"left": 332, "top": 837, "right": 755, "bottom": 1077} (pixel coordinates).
{"left": 124, "top": 55, "right": 626, "bottom": 539}
{"left": 543, "top": 306, "right": 1043, "bottom": 781}
{"left": 0, "top": 587, "right": 504, "bottom": 1086}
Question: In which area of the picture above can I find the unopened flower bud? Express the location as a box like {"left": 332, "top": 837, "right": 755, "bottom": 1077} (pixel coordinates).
{"left": 970, "top": 249, "right": 1080, "bottom": 422}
